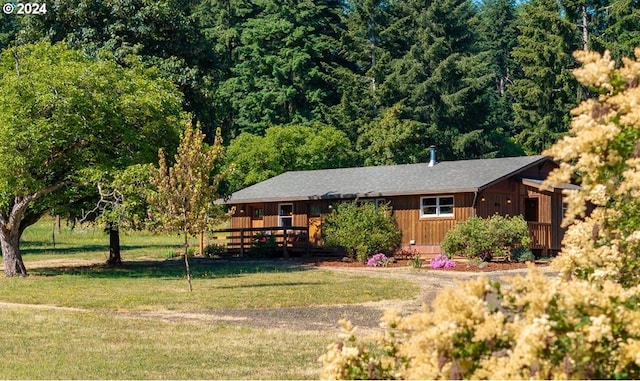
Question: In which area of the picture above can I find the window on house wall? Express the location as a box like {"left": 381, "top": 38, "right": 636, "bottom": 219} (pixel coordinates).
{"left": 374, "top": 198, "right": 386, "bottom": 209}
{"left": 309, "top": 204, "right": 322, "bottom": 217}
{"left": 524, "top": 198, "right": 539, "bottom": 222}
{"left": 278, "top": 203, "right": 293, "bottom": 227}
{"left": 420, "top": 196, "right": 454, "bottom": 218}
{"left": 251, "top": 207, "right": 264, "bottom": 220}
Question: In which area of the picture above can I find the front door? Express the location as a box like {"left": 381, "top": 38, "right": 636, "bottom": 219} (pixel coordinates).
{"left": 308, "top": 217, "right": 323, "bottom": 246}
{"left": 278, "top": 203, "right": 293, "bottom": 227}
{"left": 525, "top": 198, "right": 539, "bottom": 222}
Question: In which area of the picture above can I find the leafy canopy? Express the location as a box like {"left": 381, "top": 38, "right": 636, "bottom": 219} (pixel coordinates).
{"left": 224, "top": 124, "right": 356, "bottom": 193}
{"left": 0, "top": 41, "right": 184, "bottom": 215}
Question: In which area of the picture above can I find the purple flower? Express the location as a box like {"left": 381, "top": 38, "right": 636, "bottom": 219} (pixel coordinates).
{"left": 367, "top": 253, "right": 389, "bottom": 267}
{"left": 430, "top": 254, "right": 456, "bottom": 269}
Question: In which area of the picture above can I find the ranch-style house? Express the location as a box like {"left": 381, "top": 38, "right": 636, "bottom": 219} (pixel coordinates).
{"left": 221, "top": 153, "right": 576, "bottom": 257}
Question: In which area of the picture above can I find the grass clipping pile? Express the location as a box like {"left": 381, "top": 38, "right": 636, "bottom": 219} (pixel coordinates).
{"left": 319, "top": 49, "right": 640, "bottom": 380}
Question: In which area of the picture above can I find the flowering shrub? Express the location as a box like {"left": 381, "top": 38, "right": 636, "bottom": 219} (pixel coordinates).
{"left": 429, "top": 254, "right": 456, "bottom": 269}
{"left": 367, "top": 253, "right": 390, "bottom": 267}
{"left": 320, "top": 317, "right": 405, "bottom": 380}
{"left": 320, "top": 49, "right": 640, "bottom": 380}
{"left": 320, "top": 266, "right": 640, "bottom": 379}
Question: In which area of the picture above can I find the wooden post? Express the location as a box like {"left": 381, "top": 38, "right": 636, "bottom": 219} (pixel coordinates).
{"left": 283, "top": 229, "right": 289, "bottom": 259}
{"left": 199, "top": 232, "right": 204, "bottom": 257}
{"left": 240, "top": 229, "right": 244, "bottom": 257}
{"left": 51, "top": 217, "right": 56, "bottom": 249}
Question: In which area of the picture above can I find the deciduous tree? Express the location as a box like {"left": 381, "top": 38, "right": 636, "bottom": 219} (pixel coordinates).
{"left": 148, "top": 122, "right": 228, "bottom": 291}
{"left": 224, "top": 124, "right": 356, "bottom": 193}
{"left": 0, "top": 42, "right": 183, "bottom": 276}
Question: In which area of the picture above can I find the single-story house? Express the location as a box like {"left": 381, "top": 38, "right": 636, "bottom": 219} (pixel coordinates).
{"left": 222, "top": 153, "right": 575, "bottom": 256}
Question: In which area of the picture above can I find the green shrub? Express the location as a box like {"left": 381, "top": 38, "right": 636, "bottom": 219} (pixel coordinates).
{"left": 203, "top": 244, "right": 227, "bottom": 258}
{"left": 512, "top": 246, "right": 535, "bottom": 263}
{"left": 441, "top": 214, "right": 530, "bottom": 261}
{"left": 248, "top": 232, "right": 278, "bottom": 257}
{"left": 322, "top": 201, "right": 402, "bottom": 263}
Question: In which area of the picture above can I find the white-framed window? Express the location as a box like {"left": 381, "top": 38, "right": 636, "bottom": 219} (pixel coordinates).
{"left": 374, "top": 198, "right": 386, "bottom": 209}
{"left": 420, "top": 196, "right": 454, "bottom": 218}
{"left": 278, "top": 203, "right": 293, "bottom": 227}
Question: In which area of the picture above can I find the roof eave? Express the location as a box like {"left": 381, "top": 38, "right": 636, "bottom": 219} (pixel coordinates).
{"left": 477, "top": 156, "right": 552, "bottom": 192}
{"left": 222, "top": 188, "right": 482, "bottom": 204}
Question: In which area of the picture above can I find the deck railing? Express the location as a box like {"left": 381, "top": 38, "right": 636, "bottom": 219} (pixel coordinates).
{"left": 211, "top": 226, "right": 310, "bottom": 257}
{"left": 528, "top": 222, "right": 551, "bottom": 250}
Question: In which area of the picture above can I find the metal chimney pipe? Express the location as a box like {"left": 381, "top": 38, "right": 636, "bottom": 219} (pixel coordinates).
{"left": 428, "top": 145, "right": 436, "bottom": 167}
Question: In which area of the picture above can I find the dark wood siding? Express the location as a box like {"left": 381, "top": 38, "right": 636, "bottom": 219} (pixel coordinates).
{"left": 389, "top": 193, "right": 474, "bottom": 246}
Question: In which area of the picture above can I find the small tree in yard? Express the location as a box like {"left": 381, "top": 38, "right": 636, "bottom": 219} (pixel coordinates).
{"left": 322, "top": 201, "right": 401, "bottom": 263}
{"left": 148, "top": 122, "right": 228, "bottom": 291}
{"left": 77, "top": 164, "right": 156, "bottom": 266}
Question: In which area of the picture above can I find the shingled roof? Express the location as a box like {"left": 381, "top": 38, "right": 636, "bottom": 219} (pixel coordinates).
{"left": 225, "top": 155, "right": 551, "bottom": 204}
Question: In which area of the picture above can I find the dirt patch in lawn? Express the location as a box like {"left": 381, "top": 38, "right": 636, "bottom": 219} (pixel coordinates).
{"left": 183, "top": 260, "right": 556, "bottom": 333}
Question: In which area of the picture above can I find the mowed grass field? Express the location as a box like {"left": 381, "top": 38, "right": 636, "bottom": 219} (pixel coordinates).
{"left": 0, "top": 218, "right": 419, "bottom": 379}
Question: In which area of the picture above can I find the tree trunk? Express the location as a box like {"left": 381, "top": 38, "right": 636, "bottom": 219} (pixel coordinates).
{"left": 582, "top": 6, "right": 589, "bottom": 51}
{"left": 184, "top": 233, "right": 193, "bottom": 292}
{"left": 1, "top": 228, "right": 27, "bottom": 277}
{"left": 107, "top": 223, "right": 122, "bottom": 266}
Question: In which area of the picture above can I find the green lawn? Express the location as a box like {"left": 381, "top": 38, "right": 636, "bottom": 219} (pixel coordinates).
{"left": 0, "top": 218, "right": 419, "bottom": 379}
{"left": 0, "top": 306, "right": 329, "bottom": 379}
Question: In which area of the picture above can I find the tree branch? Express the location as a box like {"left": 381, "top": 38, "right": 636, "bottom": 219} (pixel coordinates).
{"left": 6, "top": 182, "right": 68, "bottom": 231}
{"left": 78, "top": 182, "right": 124, "bottom": 224}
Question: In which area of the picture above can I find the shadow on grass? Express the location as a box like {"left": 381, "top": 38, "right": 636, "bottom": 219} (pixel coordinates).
{"left": 21, "top": 243, "right": 180, "bottom": 256}
{"left": 30, "top": 257, "right": 314, "bottom": 279}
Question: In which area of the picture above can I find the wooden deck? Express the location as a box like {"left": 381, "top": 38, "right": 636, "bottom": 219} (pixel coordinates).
{"left": 211, "top": 226, "right": 314, "bottom": 257}
{"left": 528, "top": 222, "right": 555, "bottom": 254}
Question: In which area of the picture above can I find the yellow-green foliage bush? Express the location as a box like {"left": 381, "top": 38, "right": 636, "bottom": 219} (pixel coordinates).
{"left": 441, "top": 214, "right": 531, "bottom": 261}
{"left": 319, "top": 49, "right": 640, "bottom": 380}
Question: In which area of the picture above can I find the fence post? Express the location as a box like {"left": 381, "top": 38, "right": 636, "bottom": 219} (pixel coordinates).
{"left": 283, "top": 229, "right": 289, "bottom": 258}
{"left": 240, "top": 229, "right": 244, "bottom": 257}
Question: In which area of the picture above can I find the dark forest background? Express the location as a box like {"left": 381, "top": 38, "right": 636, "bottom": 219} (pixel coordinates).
{"left": 1, "top": 0, "right": 638, "bottom": 192}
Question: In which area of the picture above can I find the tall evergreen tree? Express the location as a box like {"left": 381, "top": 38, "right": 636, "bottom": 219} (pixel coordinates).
{"left": 590, "top": 0, "right": 640, "bottom": 62}
{"left": 510, "top": 0, "right": 580, "bottom": 154}
{"left": 379, "top": 0, "right": 498, "bottom": 160}
{"left": 330, "top": 0, "right": 409, "bottom": 141}
{"left": 220, "top": 0, "right": 346, "bottom": 136}
{"left": 476, "top": 0, "right": 522, "bottom": 152}
{"left": 0, "top": 13, "right": 20, "bottom": 50}
{"left": 195, "top": 0, "right": 258, "bottom": 139}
